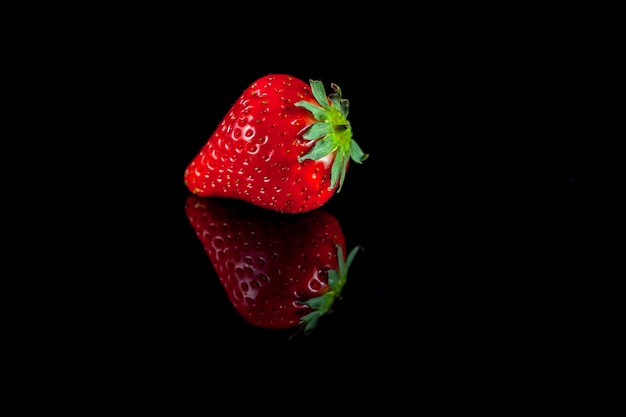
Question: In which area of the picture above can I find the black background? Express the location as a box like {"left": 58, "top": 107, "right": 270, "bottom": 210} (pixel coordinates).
{"left": 3, "top": 5, "right": 619, "bottom": 405}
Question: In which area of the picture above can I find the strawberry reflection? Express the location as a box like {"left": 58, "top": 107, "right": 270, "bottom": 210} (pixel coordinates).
{"left": 184, "top": 195, "right": 360, "bottom": 335}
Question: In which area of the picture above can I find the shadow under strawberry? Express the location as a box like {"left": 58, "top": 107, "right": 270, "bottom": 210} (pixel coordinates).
{"left": 184, "top": 195, "right": 360, "bottom": 336}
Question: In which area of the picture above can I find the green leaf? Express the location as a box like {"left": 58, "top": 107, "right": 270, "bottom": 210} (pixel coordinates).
{"left": 309, "top": 79, "right": 331, "bottom": 110}
{"left": 350, "top": 140, "right": 368, "bottom": 163}
{"left": 327, "top": 269, "right": 339, "bottom": 290}
{"left": 302, "top": 122, "right": 333, "bottom": 141}
{"left": 301, "top": 311, "right": 322, "bottom": 335}
{"left": 345, "top": 245, "right": 360, "bottom": 272}
{"left": 330, "top": 152, "right": 345, "bottom": 191}
{"left": 305, "top": 293, "right": 332, "bottom": 310}
{"left": 299, "top": 136, "right": 336, "bottom": 162}
{"left": 295, "top": 100, "right": 328, "bottom": 121}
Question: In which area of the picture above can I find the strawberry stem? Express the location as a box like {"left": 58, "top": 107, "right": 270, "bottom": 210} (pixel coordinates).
{"left": 299, "top": 244, "right": 361, "bottom": 334}
{"left": 295, "top": 80, "right": 368, "bottom": 192}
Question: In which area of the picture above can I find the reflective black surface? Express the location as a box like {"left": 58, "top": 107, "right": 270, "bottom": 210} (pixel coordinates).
{"left": 4, "top": 16, "right": 616, "bottom": 393}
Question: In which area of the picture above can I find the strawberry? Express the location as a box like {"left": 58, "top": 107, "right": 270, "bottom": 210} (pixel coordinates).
{"left": 184, "top": 73, "right": 367, "bottom": 213}
{"left": 184, "top": 194, "right": 360, "bottom": 334}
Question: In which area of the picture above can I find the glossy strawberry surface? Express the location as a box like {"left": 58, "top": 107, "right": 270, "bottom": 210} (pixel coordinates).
{"left": 184, "top": 74, "right": 367, "bottom": 213}
{"left": 185, "top": 194, "right": 360, "bottom": 334}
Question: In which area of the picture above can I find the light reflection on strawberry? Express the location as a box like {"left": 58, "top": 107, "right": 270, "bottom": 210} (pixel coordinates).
{"left": 184, "top": 195, "right": 360, "bottom": 335}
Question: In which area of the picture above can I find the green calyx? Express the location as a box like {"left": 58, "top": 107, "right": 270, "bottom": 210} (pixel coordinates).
{"left": 299, "top": 244, "right": 361, "bottom": 335}
{"left": 295, "top": 80, "right": 368, "bottom": 192}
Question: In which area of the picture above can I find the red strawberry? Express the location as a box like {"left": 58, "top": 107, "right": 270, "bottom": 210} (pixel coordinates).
{"left": 184, "top": 73, "right": 367, "bottom": 213}
{"left": 184, "top": 194, "right": 360, "bottom": 334}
